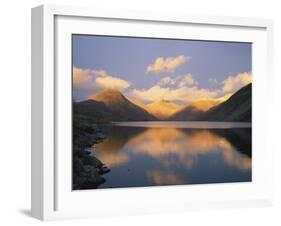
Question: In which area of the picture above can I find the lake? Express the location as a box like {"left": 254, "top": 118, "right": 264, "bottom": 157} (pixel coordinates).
{"left": 89, "top": 121, "right": 252, "bottom": 189}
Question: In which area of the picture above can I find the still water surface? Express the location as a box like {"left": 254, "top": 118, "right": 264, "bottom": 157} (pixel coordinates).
{"left": 90, "top": 121, "right": 252, "bottom": 189}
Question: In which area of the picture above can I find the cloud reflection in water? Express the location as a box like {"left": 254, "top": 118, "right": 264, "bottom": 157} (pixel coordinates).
{"left": 93, "top": 125, "right": 251, "bottom": 188}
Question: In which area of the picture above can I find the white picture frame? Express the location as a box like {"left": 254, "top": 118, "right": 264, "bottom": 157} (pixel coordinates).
{"left": 31, "top": 4, "right": 274, "bottom": 221}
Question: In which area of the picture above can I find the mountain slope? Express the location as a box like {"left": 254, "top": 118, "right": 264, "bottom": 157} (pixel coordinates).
{"left": 73, "top": 99, "right": 114, "bottom": 123}
{"left": 146, "top": 100, "right": 183, "bottom": 120}
{"left": 168, "top": 105, "right": 204, "bottom": 121}
{"left": 127, "top": 97, "right": 147, "bottom": 110}
{"left": 201, "top": 83, "right": 252, "bottom": 122}
{"left": 188, "top": 99, "right": 221, "bottom": 111}
{"left": 169, "top": 84, "right": 251, "bottom": 122}
{"left": 168, "top": 99, "right": 220, "bottom": 121}
{"left": 88, "top": 89, "right": 156, "bottom": 121}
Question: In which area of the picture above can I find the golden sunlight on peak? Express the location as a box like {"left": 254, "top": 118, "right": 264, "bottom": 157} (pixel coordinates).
{"left": 145, "top": 100, "right": 184, "bottom": 120}
{"left": 87, "top": 89, "right": 126, "bottom": 105}
{"left": 127, "top": 97, "right": 147, "bottom": 109}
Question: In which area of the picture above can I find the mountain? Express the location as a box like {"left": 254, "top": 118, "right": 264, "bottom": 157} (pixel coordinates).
{"left": 127, "top": 97, "right": 147, "bottom": 110}
{"left": 87, "top": 89, "right": 156, "bottom": 121}
{"left": 201, "top": 83, "right": 252, "bottom": 122}
{"left": 168, "top": 105, "right": 204, "bottom": 121}
{"left": 145, "top": 100, "right": 184, "bottom": 120}
{"left": 74, "top": 83, "right": 251, "bottom": 122}
{"left": 168, "top": 99, "right": 220, "bottom": 121}
{"left": 169, "top": 84, "right": 252, "bottom": 122}
{"left": 188, "top": 99, "right": 221, "bottom": 111}
{"left": 73, "top": 99, "right": 114, "bottom": 123}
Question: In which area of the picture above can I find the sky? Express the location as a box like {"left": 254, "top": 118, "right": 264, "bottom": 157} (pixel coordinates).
{"left": 72, "top": 35, "right": 252, "bottom": 103}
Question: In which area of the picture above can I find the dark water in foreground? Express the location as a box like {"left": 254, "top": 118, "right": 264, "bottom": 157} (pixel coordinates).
{"left": 90, "top": 121, "right": 252, "bottom": 189}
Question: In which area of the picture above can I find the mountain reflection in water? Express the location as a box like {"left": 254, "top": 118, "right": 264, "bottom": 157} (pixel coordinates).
{"left": 90, "top": 122, "right": 252, "bottom": 189}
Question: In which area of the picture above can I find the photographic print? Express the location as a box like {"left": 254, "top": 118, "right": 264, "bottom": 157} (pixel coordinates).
{"left": 72, "top": 35, "right": 252, "bottom": 190}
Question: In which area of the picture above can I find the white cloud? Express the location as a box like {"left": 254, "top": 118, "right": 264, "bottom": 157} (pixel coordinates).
{"left": 157, "top": 73, "right": 197, "bottom": 88}
{"left": 73, "top": 66, "right": 131, "bottom": 97}
{"left": 157, "top": 76, "right": 176, "bottom": 86}
{"left": 221, "top": 72, "right": 252, "bottom": 94}
{"left": 178, "top": 74, "right": 198, "bottom": 87}
{"left": 95, "top": 75, "right": 131, "bottom": 90}
{"left": 73, "top": 67, "right": 96, "bottom": 93}
{"left": 146, "top": 55, "right": 190, "bottom": 74}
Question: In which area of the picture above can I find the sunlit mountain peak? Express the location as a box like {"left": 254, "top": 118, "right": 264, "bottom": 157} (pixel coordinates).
{"left": 146, "top": 99, "right": 184, "bottom": 120}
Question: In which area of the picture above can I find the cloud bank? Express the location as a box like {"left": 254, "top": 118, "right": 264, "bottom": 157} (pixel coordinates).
{"left": 221, "top": 72, "right": 252, "bottom": 94}
{"left": 132, "top": 72, "right": 252, "bottom": 103}
{"left": 74, "top": 65, "right": 251, "bottom": 103}
{"left": 73, "top": 66, "right": 131, "bottom": 99}
{"left": 132, "top": 85, "right": 218, "bottom": 103}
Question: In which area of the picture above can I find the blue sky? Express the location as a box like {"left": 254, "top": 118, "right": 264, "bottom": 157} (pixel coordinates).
{"left": 72, "top": 35, "right": 252, "bottom": 102}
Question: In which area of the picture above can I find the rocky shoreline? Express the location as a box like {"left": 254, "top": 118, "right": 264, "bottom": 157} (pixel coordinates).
{"left": 73, "top": 116, "right": 110, "bottom": 190}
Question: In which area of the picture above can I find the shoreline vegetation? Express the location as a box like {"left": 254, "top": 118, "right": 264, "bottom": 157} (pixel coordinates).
{"left": 73, "top": 83, "right": 252, "bottom": 189}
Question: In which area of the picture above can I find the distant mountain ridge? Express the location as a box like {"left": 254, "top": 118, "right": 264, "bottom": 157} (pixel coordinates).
{"left": 168, "top": 105, "right": 205, "bottom": 121}
{"left": 74, "top": 83, "right": 252, "bottom": 122}
{"left": 169, "top": 83, "right": 252, "bottom": 122}
{"left": 145, "top": 100, "right": 183, "bottom": 120}
{"left": 168, "top": 99, "right": 221, "bottom": 121}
